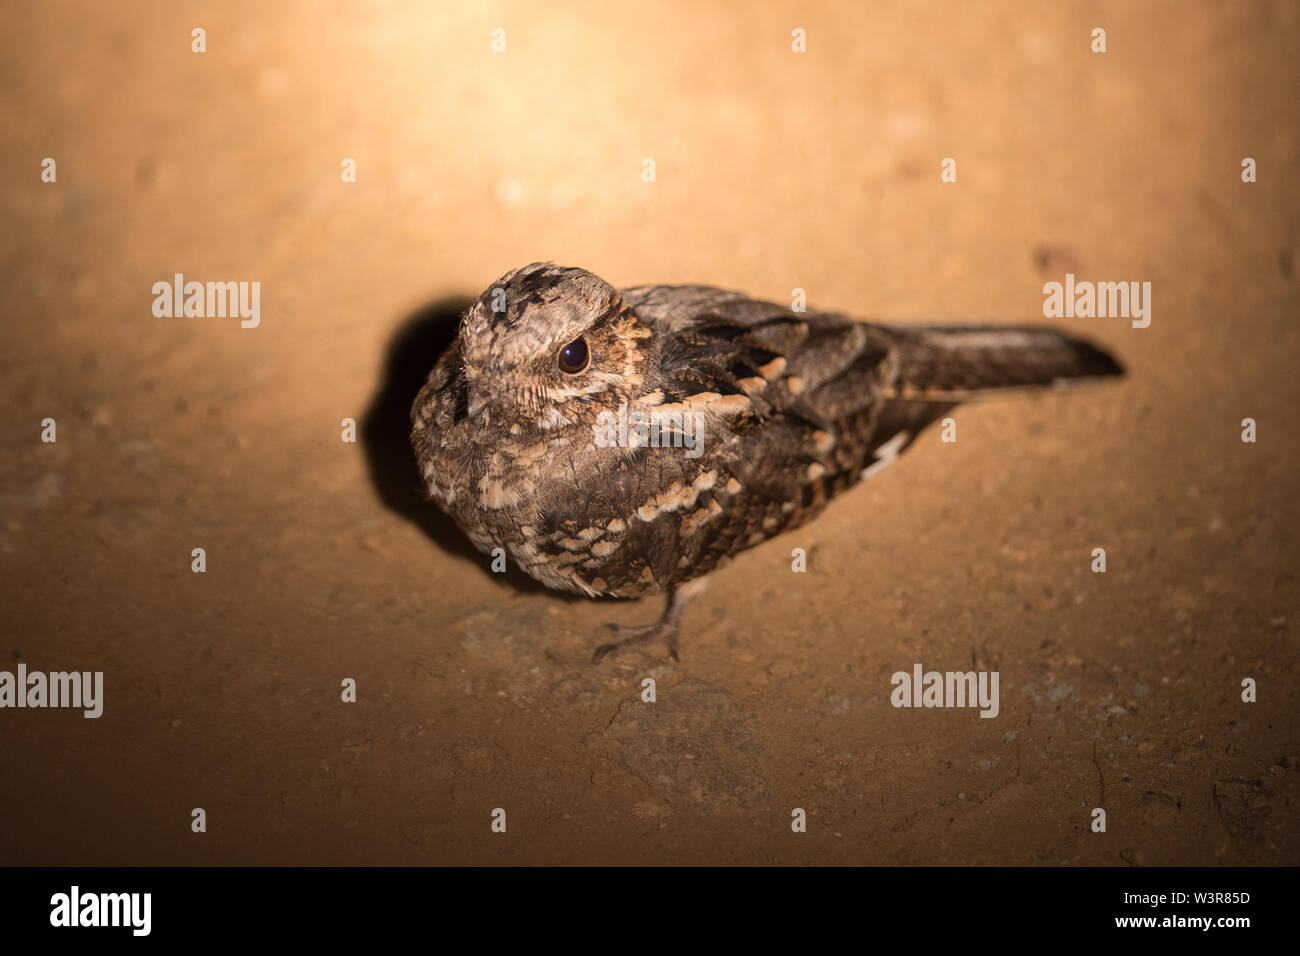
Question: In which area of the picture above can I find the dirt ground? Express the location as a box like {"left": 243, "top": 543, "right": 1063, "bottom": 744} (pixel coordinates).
{"left": 2, "top": 1, "right": 1297, "bottom": 866}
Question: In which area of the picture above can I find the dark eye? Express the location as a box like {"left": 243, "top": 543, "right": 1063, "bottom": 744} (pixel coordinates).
{"left": 557, "top": 337, "right": 589, "bottom": 374}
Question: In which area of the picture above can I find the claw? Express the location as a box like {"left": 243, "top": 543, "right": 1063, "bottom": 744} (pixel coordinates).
{"left": 590, "top": 581, "right": 705, "bottom": 664}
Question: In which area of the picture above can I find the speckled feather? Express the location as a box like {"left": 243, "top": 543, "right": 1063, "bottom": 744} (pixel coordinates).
{"left": 410, "top": 263, "right": 1123, "bottom": 602}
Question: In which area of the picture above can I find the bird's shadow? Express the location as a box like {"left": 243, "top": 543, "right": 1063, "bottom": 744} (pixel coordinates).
{"left": 360, "top": 295, "right": 564, "bottom": 597}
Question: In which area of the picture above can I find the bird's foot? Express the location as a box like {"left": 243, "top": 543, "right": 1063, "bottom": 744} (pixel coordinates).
{"left": 592, "top": 619, "right": 681, "bottom": 664}
{"left": 591, "top": 580, "right": 706, "bottom": 664}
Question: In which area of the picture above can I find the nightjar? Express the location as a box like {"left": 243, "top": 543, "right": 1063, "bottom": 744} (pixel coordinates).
{"left": 410, "top": 263, "right": 1123, "bottom": 662}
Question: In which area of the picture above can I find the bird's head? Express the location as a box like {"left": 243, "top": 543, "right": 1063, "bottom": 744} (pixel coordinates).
{"left": 458, "top": 263, "right": 651, "bottom": 427}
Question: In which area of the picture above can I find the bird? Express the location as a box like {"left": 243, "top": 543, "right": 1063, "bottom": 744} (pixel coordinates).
{"left": 410, "top": 263, "right": 1123, "bottom": 662}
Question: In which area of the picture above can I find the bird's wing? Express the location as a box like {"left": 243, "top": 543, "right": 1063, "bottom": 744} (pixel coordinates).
{"left": 611, "top": 286, "right": 1124, "bottom": 589}
{"left": 619, "top": 288, "right": 902, "bottom": 587}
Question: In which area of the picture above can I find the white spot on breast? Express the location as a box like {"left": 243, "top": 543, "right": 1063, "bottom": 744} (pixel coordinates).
{"left": 478, "top": 477, "right": 520, "bottom": 509}
{"left": 633, "top": 480, "right": 705, "bottom": 524}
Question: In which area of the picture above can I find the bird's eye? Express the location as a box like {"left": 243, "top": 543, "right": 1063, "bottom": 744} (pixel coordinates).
{"left": 557, "top": 337, "right": 589, "bottom": 374}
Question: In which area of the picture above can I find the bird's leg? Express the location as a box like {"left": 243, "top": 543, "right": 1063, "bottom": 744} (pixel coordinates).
{"left": 592, "top": 579, "right": 707, "bottom": 664}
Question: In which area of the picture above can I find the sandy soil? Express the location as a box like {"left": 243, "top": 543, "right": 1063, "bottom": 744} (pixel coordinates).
{"left": 1, "top": 0, "right": 1297, "bottom": 865}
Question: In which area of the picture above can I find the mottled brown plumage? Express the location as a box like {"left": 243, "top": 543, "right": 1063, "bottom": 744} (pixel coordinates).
{"left": 411, "top": 263, "right": 1123, "bottom": 661}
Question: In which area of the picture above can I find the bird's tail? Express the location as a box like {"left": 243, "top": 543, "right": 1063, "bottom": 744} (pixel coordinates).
{"left": 881, "top": 324, "right": 1124, "bottom": 401}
